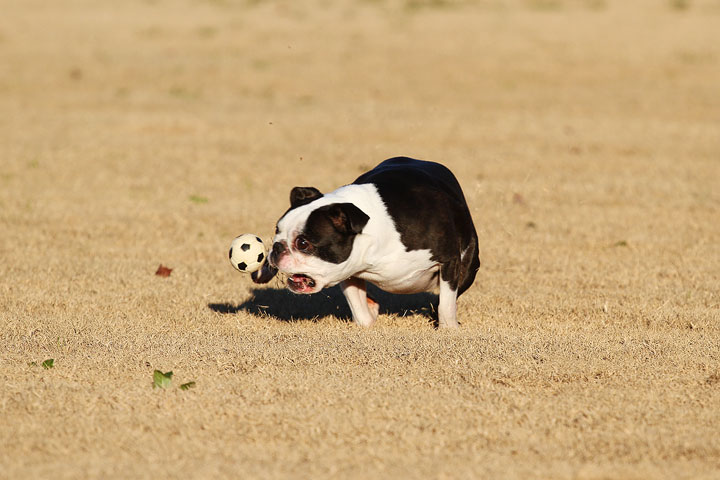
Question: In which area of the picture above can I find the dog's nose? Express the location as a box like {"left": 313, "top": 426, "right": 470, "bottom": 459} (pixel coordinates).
{"left": 269, "top": 242, "right": 287, "bottom": 266}
{"left": 272, "top": 241, "right": 287, "bottom": 257}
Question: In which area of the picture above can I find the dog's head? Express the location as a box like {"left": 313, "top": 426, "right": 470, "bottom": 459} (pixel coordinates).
{"left": 267, "top": 186, "right": 369, "bottom": 294}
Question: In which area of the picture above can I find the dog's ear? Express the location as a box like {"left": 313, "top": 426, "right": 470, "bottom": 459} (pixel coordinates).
{"left": 290, "top": 186, "right": 323, "bottom": 208}
{"left": 325, "top": 203, "right": 369, "bottom": 235}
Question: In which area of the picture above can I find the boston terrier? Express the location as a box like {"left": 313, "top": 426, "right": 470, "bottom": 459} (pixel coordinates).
{"left": 252, "top": 157, "right": 480, "bottom": 328}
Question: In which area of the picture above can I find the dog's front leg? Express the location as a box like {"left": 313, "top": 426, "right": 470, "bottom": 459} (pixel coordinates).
{"left": 340, "top": 277, "right": 379, "bottom": 327}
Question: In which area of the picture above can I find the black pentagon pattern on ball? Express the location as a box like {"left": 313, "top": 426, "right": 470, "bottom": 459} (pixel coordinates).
{"left": 228, "top": 247, "right": 233, "bottom": 259}
{"left": 241, "top": 243, "right": 251, "bottom": 252}
{"left": 256, "top": 236, "right": 262, "bottom": 243}
{"left": 257, "top": 252, "right": 264, "bottom": 262}
{"left": 238, "top": 262, "right": 247, "bottom": 271}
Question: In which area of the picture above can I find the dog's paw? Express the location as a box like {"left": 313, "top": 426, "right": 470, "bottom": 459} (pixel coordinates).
{"left": 367, "top": 296, "right": 380, "bottom": 322}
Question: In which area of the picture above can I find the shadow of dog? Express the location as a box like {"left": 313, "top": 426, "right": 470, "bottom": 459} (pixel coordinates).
{"left": 209, "top": 285, "right": 438, "bottom": 323}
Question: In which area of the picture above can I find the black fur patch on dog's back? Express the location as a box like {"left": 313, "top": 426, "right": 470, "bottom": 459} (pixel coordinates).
{"left": 354, "top": 157, "right": 480, "bottom": 294}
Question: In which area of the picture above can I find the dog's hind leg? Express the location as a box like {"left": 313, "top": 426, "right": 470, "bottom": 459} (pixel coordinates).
{"left": 438, "top": 278, "right": 459, "bottom": 328}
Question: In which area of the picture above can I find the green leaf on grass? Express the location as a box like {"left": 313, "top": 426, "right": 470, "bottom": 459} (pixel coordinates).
{"left": 189, "top": 195, "right": 208, "bottom": 204}
{"left": 153, "top": 370, "right": 173, "bottom": 389}
{"left": 41, "top": 359, "right": 54, "bottom": 369}
{"left": 179, "top": 381, "right": 196, "bottom": 391}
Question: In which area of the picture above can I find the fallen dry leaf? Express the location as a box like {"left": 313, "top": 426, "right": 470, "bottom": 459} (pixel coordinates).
{"left": 512, "top": 192, "right": 526, "bottom": 205}
{"left": 155, "top": 265, "right": 172, "bottom": 277}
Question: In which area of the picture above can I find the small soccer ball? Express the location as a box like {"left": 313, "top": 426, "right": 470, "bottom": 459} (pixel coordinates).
{"left": 229, "top": 234, "right": 267, "bottom": 273}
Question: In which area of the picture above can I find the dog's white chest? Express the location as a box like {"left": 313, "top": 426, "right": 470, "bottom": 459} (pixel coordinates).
{"left": 359, "top": 258, "right": 440, "bottom": 294}
{"left": 344, "top": 187, "right": 441, "bottom": 294}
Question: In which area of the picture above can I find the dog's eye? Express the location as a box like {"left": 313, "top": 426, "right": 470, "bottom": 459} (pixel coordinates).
{"left": 294, "top": 235, "right": 311, "bottom": 252}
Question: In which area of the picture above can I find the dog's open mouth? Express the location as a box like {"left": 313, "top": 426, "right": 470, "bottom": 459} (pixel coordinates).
{"left": 287, "top": 274, "right": 316, "bottom": 293}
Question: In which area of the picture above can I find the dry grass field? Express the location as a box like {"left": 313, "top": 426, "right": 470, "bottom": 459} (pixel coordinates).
{"left": 1, "top": 0, "right": 719, "bottom": 478}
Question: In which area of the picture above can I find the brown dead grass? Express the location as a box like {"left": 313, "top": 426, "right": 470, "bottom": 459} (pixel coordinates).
{"left": 1, "top": 0, "right": 719, "bottom": 478}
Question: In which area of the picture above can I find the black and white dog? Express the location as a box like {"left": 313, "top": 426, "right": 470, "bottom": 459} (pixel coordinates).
{"left": 252, "top": 157, "right": 480, "bottom": 328}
